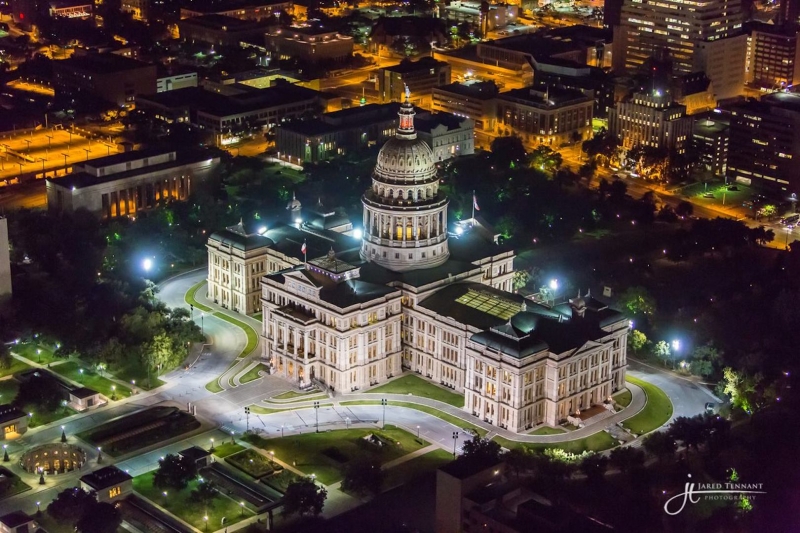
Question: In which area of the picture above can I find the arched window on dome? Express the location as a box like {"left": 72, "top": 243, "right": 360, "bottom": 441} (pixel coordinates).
{"left": 398, "top": 190, "right": 405, "bottom": 200}
{"left": 389, "top": 189, "right": 395, "bottom": 199}
{"left": 426, "top": 186, "right": 432, "bottom": 199}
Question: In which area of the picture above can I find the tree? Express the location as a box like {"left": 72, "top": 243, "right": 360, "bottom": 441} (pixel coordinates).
{"left": 143, "top": 332, "right": 174, "bottom": 385}
{"left": 690, "top": 344, "right": 720, "bottom": 379}
{"left": 0, "top": 343, "right": 11, "bottom": 370}
{"left": 461, "top": 436, "right": 502, "bottom": 465}
{"left": 628, "top": 330, "right": 648, "bottom": 356}
{"left": 512, "top": 270, "right": 531, "bottom": 291}
{"left": 76, "top": 501, "right": 121, "bottom": 533}
{"left": 341, "top": 457, "right": 384, "bottom": 497}
{"left": 760, "top": 204, "right": 777, "bottom": 218}
{"left": 675, "top": 201, "right": 694, "bottom": 218}
{"left": 153, "top": 454, "right": 197, "bottom": 491}
{"left": 579, "top": 455, "right": 608, "bottom": 484}
{"left": 281, "top": 478, "right": 327, "bottom": 517}
{"left": 191, "top": 480, "right": 218, "bottom": 510}
{"left": 490, "top": 136, "right": 526, "bottom": 169}
{"left": 721, "top": 367, "right": 776, "bottom": 416}
{"left": 47, "top": 487, "right": 96, "bottom": 523}
{"left": 529, "top": 146, "right": 563, "bottom": 173}
{"left": 608, "top": 446, "right": 645, "bottom": 474}
{"left": 504, "top": 447, "right": 534, "bottom": 477}
{"left": 643, "top": 431, "right": 676, "bottom": 461}
{"left": 669, "top": 416, "right": 706, "bottom": 452}
{"left": 652, "top": 341, "right": 671, "bottom": 367}
{"left": 15, "top": 375, "right": 64, "bottom": 412}
{"left": 618, "top": 286, "right": 656, "bottom": 317}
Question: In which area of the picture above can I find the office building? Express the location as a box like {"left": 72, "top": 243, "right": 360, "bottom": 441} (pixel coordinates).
{"left": 46, "top": 149, "right": 221, "bottom": 220}
{"left": 178, "top": 15, "right": 270, "bottom": 47}
{"left": 156, "top": 69, "right": 198, "bottom": 93}
{"left": 415, "top": 113, "right": 475, "bottom": 162}
{"left": 179, "top": 0, "right": 292, "bottom": 20}
{"left": 616, "top": 0, "right": 744, "bottom": 75}
{"left": 48, "top": 0, "right": 91, "bottom": 18}
{"left": 266, "top": 25, "right": 354, "bottom": 64}
{"left": 52, "top": 53, "right": 157, "bottom": 107}
{"left": 378, "top": 57, "right": 451, "bottom": 104}
{"left": 255, "top": 97, "right": 627, "bottom": 428}
{"left": 693, "top": 116, "right": 729, "bottom": 177}
{"left": 727, "top": 92, "right": 800, "bottom": 193}
{"left": 432, "top": 81, "right": 499, "bottom": 131}
{"left": 608, "top": 90, "right": 692, "bottom": 152}
{"left": 121, "top": 0, "right": 149, "bottom": 21}
{"left": 444, "top": 0, "right": 519, "bottom": 35}
{"left": 533, "top": 59, "right": 615, "bottom": 118}
{"left": 136, "top": 83, "right": 326, "bottom": 144}
{"left": 746, "top": 23, "right": 800, "bottom": 91}
{"left": 436, "top": 460, "right": 614, "bottom": 533}
{"left": 495, "top": 85, "right": 594, "bottom": 145}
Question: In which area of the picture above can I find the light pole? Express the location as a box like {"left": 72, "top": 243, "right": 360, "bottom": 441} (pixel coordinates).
{"left": 381, "top": 398, "right": 387, "bottom": 428}
{"left": 417, "top": 425, "right": 420, "bottom": 439}
{"left": 82, "top": 148, "right": 90, "bottom": 161}
{"left": 452, "top": 431, "right": 459, "bottom": 458}
{"left": 314, "top": 401, "right": 320, "bottom": 433}
{"left": 671, "top": 339, "right": 680, "bottom": 370}
{"left": 244, "top": 406, "right": 250, "bottom": 433}
{"left": 204, "top": 516, "right": 208, "bottom": 531}
{"left": 36, "top": 501, "right": 40, "bottom": 515}
{"left": 61, "top": 425, "right": 66, "bottom": 443}
{"left": 61, "top": 152, "right": 68, "bottom": 168}
{"left": 162, "top": 491, "right": 168, "bottom": 504}
{"left": 97, "top": 446, "right": 103, "bottom": 463}
{"left": 231, "top": 430, "right": 235, "bottom": 444}
{"left": 37, "top": 349, "right": 41, "bottom": 363}
{"left": 209, "top": 438, "right": 215, "bottom": 452}
{"left": 240, "top": 502, "right": 245, "bottom": 516}
{"left": 3, "top": 444, "right": 9, "bottom": 462}
{"left": 24, "top": 139, "right": 31, "bottom": 154}
{"left": 281, "top": 424, "right": 284, "bottom": 438}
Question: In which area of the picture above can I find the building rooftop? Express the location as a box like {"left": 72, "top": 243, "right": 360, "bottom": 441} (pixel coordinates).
{"left": 138, "top": 84, "right": 321, "bottom": 118}
{"left": 280, "top": 24, "right": 338, "bottom": 36}
{"left": 415, "top": 113, "right": 471, "bottom": 134}
{"left": 80, "top": 465, "right": 133, "bottom": 490}
{"left": 0, "top": 511, "right": 33, "bottom": 528}
{"left": 47, "top": 149, "right": 219, "bottom": 190}
{"left": 439, "top": 457, "right": 504, "bottom": 480}
{"left": 761, "top": 92, "right": 800, "bottom": 114}
{"left": 210, "top": 221, "right": 275, "bottom": 252}
{"left": 418, "top": 282, "right": 526, "bottom": 330}
{"left": 262, "top": 222, "right": 361, "bottom": 263}
{"left": 182, "top": 0, "right": 288, "bottom": 12}
{"left": 483, "top": 25, "right": 611, "bottom": 61}
{"left": 70, "top": 386, "right": 99, "bottom": 399}
{"left": 384, "top": 56, "right": 448, "bottom": 74}
{"left": 0, "top": 404, "right": 26, "bottom": 425}
{"left": 498, "top": 85, "right": 591, "bottom": 109}
{"left": 693, "top": 117, "right": 729, "bottom": 136}
{"left": 58, "top": 53, "right": 153, "bottom": 74}
{"left": 281, "top": 103, "right": 402, "bottom": 136}
{"left": 179, "top": 14, "right": 264, "bottom": 31}
{"left": 435, "top": 81, "right": 500, "bottom": 100}
{"left": 81, "top": 148, "right": 175, "bottom": 170}
{"left": 179, "top": 446, "right": 212, "bottom": 462}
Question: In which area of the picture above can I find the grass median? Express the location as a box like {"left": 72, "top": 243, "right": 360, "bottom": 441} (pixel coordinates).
{"left": 340, "top": 400, "right": 487, "bottom": 437}
{"left": 622, "top": 376, "right": 673, "bottom": 435}
{"left": 51, "top": 361, "right": 131, "bottom": 400}
{"left": 185, "top": 281, "right": 212, "bottom": 312}
{"left": 493, "top": 430, "right": 617, "bottom": 454}
{"left": 367, "top": 375, "right": 465, "bottom": 407}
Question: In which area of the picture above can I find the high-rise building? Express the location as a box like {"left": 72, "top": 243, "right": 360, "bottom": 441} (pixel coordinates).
{"left": 727, "top": 93, "right": 800, "bottom": 194}
{"left": 745, "top": 23, "right": 800, "bottom": 91}
{"left": 614, "top": 0, "right": 746, "bottom": 99}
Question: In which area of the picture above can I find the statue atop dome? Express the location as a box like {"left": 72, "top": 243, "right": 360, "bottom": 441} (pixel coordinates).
{"left": 404, "top": 83, "right": 411, "bottom": 102}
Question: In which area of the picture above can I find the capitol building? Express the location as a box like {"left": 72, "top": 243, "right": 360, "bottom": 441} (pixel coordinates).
{"left": 208, "top": 96, "right": 629, "bottom": 432}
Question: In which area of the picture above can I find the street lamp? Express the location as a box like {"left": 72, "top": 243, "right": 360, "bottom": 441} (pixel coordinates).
{"left": 417, "top": 425, "right": 420, "bottom": 439}
{"left": 97, "top": 446, "right": 103, "bottom": 463}
{"left": 381, "top": 398, "right": 388, "bottom": 428}
{"left": 209, "top": 438, "right": 215, "bottom": 452}
{"left": 281, "top": 424, "right": 284, "bottom": 438}
{"left": 37, "top": 349, "right": 41, "bottom": 364}
{"left": 549, "top": 278, "right": 558, "bottom": 290}
{"left": 61, "top": 425, "right": 66, "bottom": 443}
{"left": 269, "top": 451, "right": 274, "bottom": 465}
{"left": 203, "top": 516, "right": 208, "bottom": 531}
{"left": 143, "top": 258, "right": 153, "bottom": 272}
{"left": 36, "top": 501, "right": 41, "bottom": 515}
{"left": 240, "top": 502, "right": 245, "bottom": 516}
{"left": 230, "top": 430, "right": 235, "bottom": 444}
{"left": 244, "top": 406, "right": 250, "bottom": 433}
{"left": 671, "top": 339, "right": 680, "bottom": 369}
{"left": 162, "top": 491, "right": 168, "bottom": 503}
{"left": 314, "top": 401, "right": 320, "bottom": 433}
{"left": 452, "top": 431, "right": 459, "bottom": 458}
{"left": 3, "top": 445, "right": 8, "bottom": 462}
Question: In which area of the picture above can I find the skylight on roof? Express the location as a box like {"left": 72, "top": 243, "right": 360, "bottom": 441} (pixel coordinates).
{"left": 455, "top": 289, "right": 521, "bottom": 320}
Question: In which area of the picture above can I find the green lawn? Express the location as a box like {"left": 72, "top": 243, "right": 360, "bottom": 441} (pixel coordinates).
{"left": 112, "top": 364, "right": 165, "bottom": 391}
{"left": 226, "top": 449, "right": 276, "bottom": 478}
{"left": 0, "top": 469, "right": 31, "bottom": 501}
{"left": 239, "top": 364, "right": 265, "bottom": 384}
{"left": 12, "top": 342, "right": 62, "bottom": 365}
{"left": 261, "top": 470, "right": 303, "bottom": 494}
{"left": 529, "top": 426, "right": 567, "bottom": 436}
{"left": 213, "top": 313, "right": 259, "bottom": 357}
{"left": 249, "top": 404, "right": 331, "bottom": 415}
{"left": 251, "top": 312, "right": 263, "bottom": 322}
{"left": 133, "top": 472, "right": 252, "bottom": 530}
{"left": 205, "top": 379, "right": 224, "bottom": 393}
{"left": 614, "top": 388, "right": 633, "bottom": 408}
{"left": 493, "top": 430, "right": 618, "bottom": 454}
{"left": 244, "top": 425, "right": 427, "bottom": 485}
{"left": 622, "top": 376, "right": 673, "bottom": 435}
{"left": 0, "top": 358, "right": 31, "bottom": 379}
{"left": 272, "top": 390, "right": 320, "bottom": 400}
{"left": 367, "top": 375, "right": 465, "bottom": 407}
{"left": 185, "top": 281, "right": 212, "bottom": 312}
{"left": 383, "top": 449, "right": 453, "bottom": 489}
{"left": 212, "top": 443, "right": 245, "bottom": 459}
{"left": 26, "top": 404, "right": 77, "bottom": 428}
{"left": 0, "top": 379, "right": 19, "bottom": 404}
{"left": 340, "top": 400, "right": 487, "bottom": 437}
{"left": 51, "top": 362, "right": 131, "bottom": 400}
{"left": 269, "top": 394, "right": 328, "bottom": 404}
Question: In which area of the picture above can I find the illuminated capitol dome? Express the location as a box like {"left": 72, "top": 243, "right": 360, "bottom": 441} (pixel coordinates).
{"left": 360, "top": 89, "right": 450, "bottom": 271}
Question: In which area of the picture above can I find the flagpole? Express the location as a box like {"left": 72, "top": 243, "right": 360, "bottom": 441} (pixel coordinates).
{"left": 472, "top": 190, "right": 475, "bottom": 227}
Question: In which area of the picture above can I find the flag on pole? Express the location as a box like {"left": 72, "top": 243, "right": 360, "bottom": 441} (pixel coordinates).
{"left": 473, "top": 192, "right": 480, "bottom": 211}
{"left": 301, "top": 241, "right": 307, "bottom": 255}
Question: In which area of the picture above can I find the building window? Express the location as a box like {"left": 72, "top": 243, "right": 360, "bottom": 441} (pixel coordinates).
{"left": 109, "top": 486, "right": 121, "bottom": 498}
